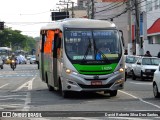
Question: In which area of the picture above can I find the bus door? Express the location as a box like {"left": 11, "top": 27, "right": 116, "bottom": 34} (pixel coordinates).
{"left": 40, "top": 32, "right": 46, "bottom": 81}
{"left": 52, "top": 30, "right": 62, "bottom": 89}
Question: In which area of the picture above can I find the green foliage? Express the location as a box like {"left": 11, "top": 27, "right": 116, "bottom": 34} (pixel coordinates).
{"left": 0, "top": 28, "right": 36, "bottom": 53}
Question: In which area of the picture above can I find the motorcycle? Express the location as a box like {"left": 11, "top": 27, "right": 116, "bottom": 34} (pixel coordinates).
{"left": 10, "top": 59, "right": 16, "bottom": 71}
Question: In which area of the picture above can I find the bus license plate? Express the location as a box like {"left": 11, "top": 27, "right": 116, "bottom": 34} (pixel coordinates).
{"left": 91, "top": 81, "right": 102, "bottom": 85}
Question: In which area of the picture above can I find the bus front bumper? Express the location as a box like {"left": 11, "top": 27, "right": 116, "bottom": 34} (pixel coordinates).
{"left": 61, "top": 72, "right": 125, "bottom": 92}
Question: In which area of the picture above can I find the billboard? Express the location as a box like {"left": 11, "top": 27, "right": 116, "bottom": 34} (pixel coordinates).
{"left": 51, "top": 12, "right": 69, "bottom": 21}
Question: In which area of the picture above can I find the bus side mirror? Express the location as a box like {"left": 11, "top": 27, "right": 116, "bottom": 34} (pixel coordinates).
{"left": 119, "top": 30, "right": 125, "bottom": 47}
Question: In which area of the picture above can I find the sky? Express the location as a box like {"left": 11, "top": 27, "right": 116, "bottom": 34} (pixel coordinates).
{"left": 0, "top": 0, "right": 77, "bottom": 38}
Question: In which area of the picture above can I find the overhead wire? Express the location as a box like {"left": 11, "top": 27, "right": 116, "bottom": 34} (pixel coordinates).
{"left": 100, "top": 0, "right": 156, "bottom": 20}
{"left": 95, "top": 1, "right": 127, "bottom": 14}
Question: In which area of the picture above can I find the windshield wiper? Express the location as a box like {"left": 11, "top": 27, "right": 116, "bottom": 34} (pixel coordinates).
{"left": 93, "top": 39, "right": 111, "bottom": 64}
{"left": 81, "top": 38, "right": 92, "bottom": 64}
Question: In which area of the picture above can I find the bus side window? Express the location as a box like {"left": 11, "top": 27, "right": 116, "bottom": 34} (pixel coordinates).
{"left": 53, "top": 33, "right": 62, "bottom": 58}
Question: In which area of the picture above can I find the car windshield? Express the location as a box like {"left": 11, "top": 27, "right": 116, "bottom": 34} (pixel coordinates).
{"left": 142, "top": 58, "right": 160, "bottom": 65}
{"left": 125, "top": 56, "right": 138, "bottom": 64}
{"left": 64, "top": 29, "right": 122, "bottom": 64}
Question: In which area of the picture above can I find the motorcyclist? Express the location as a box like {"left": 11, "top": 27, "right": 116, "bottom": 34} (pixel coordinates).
{"left": 10, "top": 53, "right": 16, "bottom": 60}
{"left": 10, "top": 53, "right": 17, "bottom": 67}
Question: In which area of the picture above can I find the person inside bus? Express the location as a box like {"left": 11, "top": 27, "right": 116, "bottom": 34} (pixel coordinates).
{"left": 99, "top": 44, "right": 110, "bottom": 54}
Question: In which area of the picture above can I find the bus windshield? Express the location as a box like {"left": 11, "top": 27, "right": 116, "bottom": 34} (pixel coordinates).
{"left": 64, "top": 29, "right": 122, "bottom": 64}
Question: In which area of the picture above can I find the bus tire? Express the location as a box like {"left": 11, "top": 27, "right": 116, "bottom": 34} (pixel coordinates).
{"left": 47, "top": 84, "right": 54, "bottom": 91}
{"left": 109, "top": 90, "right": 117, "bottom": 97}
{"left": 46, "top": 73, "right": 54, "bottom": 91}
{"left": 62, "top": 91, "right": 70, "bottom": 98}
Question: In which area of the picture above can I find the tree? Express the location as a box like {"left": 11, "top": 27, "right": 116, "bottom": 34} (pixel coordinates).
{"left": 0, "top": 27, "right": 36, "bottom": 53}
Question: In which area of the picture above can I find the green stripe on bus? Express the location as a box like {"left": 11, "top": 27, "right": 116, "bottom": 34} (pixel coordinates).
{"left": 73, "top": 63, "right": 118, "bottom": 75}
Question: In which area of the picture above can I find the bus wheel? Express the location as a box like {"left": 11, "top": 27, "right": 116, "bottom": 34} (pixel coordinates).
{"left": 47, "top": 84, "right": 54, "bottom": 91}
{"left": 46, "top": 73, "right": 54, "bottom": 91}
{"left": 109, "top": 90, "right": 117, "bottom": 97}
{"left": 59, "top": 79, "right": 71, "bottom": 98}
{"left": 62, "top": 91, "right": 71, "bottom": 98}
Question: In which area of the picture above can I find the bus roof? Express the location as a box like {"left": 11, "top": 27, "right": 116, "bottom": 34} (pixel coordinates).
{"left": 40, "top": 18, "right": 116, "bottom": 31}
{"left": 0, "top": 47, "right": 12, "bottom": 51}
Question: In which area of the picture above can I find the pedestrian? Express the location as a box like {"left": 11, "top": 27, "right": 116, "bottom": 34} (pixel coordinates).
{"left": 157, "top": 51, "right": 160, "bottom": 58}
{"left": 144, "top": 51, "right": 152, "bottom": 57}
{"left": 124, "top": 49, "right": 128, "bottom": 55}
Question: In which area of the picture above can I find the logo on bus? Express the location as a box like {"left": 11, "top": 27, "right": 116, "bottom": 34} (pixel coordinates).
{"left": 102, "top": 66, "right": 112, "bottom": 70}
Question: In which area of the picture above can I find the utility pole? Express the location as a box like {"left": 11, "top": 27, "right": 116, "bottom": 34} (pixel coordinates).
{"left": 58, "top": 0, "right": 75, "bottom": 18}
{"left": 71, "top": 2, "right": 74, "bottom": 18}
{"left": 57, "top": 1, "right": 69, "bottom": 12}
{"left": 127, "top": 0, "right": 132, "bottom": 55}
{"left": 91, "top": 0, "right": 94, "bottom": 19}
{"left": 134, "top": 0, "right": 141, "bottom": 55}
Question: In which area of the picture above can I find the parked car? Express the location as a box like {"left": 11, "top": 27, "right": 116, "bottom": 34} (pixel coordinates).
{"left": 153, "top": 63, "right": 160, "bottom": 98}
{"left": 30, "top": 56, "right": 36, "bottom": 64}
{"left": 132, "top": 57, "right": 160, "bottom": 80}
{"left": 0, "top": 56, "right": 4, "bottom": 69}
{"left": 125, "top": 55, "right": 139, "bottom": 77}
{"left": 26, "top": 55, "right": 32, "bottom": 60}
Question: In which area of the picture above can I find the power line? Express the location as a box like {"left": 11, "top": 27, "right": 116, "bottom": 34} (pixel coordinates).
{"left": 95, "top": 2, "right": 127, "bottom": 14}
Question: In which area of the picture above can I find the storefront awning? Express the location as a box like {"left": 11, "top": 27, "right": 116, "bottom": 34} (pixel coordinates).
{"left": 147, "top": 18, "right": 160, "bottom": 35}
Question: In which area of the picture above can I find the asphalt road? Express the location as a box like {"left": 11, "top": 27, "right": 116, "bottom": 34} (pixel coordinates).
{"left": 0, "top": 64, "right": 160, "bottom": 120}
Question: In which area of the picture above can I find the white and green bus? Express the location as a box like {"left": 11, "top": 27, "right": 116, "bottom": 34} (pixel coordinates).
{"left": 40, "top": 18, "right": 125, "bottom": 98}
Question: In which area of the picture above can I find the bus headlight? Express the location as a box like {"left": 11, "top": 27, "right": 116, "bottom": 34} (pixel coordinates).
{"left": 65, "top": 68, "right": 78, "bottom": 75}
{"left": 119, "top": 68, "right": 124, "bottom": 73}
{"left": 66, "top": 68, "right": 72, "bottom": 74}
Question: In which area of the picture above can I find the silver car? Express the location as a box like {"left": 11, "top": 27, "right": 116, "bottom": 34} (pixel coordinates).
{"left": 132, "top": 57, "right": 160, "bottom": 80}
{"left": 30, "top": 56, "right": 36, "bottom": 64}
{"left": 125, "top": 55, "right": 139, "bottom": 77}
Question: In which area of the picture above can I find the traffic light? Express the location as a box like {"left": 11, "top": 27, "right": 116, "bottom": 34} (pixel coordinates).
{"left": 0, "top": 22, "right": 4, "bottom": 30}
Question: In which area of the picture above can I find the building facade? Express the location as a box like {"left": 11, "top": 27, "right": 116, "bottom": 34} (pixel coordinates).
{"left": 140, "top": 0, "right": 160, "bottom": 56}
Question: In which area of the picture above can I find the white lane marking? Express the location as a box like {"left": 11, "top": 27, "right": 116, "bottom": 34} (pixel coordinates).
{"left": 129, "top": 82, "right": 152, "bottom": 85}
{"left": 0, "top": 95, "right": 26, "bottom": 98}
{"left": 22, "top": 92, "right": 31, "bottom": 111}
{"left": 22, "top": 76, "right": 36, "bottom": 111}
{"left": 0, "top": 83, "right": 9, "bottom": 88}
{"left": 13, "top": 76, "right": 36, "bottom": 92}
{"left": 0, "top": 98, "right": 25, "bottom": 101}
{"left": 0, "top": 104, "right": 23, "bottom": 107}
{"left": 11, "top": 76, "right": 36, "bottom": 111}
{"left": 119, "top": 90, "right": 160, "bottom": 109}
